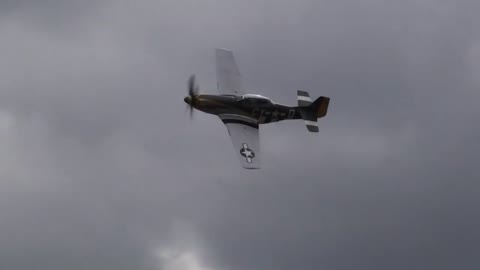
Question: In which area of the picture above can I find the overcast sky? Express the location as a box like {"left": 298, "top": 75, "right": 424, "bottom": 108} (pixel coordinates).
{"left": 0, "top": 0, "right": 479, "bottom": 269}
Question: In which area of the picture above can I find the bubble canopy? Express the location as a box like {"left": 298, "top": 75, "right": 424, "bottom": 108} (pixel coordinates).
{"left": 240, "top": 94, "right": 273, "bottom": 104}
{"left": 242, "top": 94, "right": 269, "bottom": 99}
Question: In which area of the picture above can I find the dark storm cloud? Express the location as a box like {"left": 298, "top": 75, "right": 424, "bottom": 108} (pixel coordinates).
{"left": 0, "top": 0, "right": 479, "bottom": 270}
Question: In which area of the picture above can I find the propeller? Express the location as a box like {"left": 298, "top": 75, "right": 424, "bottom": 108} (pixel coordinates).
{"left": 185, "top": 74, "right": 199, "bottom": 118}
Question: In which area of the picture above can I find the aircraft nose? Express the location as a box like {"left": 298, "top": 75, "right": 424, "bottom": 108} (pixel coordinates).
{"left": 184, "top": 96, "right": 191, "bottom": 104}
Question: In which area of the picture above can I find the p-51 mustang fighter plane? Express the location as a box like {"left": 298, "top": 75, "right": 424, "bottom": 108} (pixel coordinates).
{"left": 184, "top": 48, "right": 330, "bottom": 169}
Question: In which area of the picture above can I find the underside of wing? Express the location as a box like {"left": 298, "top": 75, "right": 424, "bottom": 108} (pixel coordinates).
{"left": 215, "top": 48, "right": 245, "bottom": 95}
{"left": 219, "top": 114, "right": 260, "bottom": 169}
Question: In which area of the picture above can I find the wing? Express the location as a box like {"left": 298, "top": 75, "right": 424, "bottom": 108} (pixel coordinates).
{"left": 219, "top": 114, "right": 260, "bottom": 169}
{"left": 215, "top": 48, "right": 245, "bottom": 95}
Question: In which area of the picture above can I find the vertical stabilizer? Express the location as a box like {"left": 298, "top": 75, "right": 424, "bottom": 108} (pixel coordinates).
{"left": 296, "top": 90, "right": 330, "bottom": 133}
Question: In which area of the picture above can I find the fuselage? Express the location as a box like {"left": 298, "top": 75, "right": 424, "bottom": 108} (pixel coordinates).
{"left": 184, "top": 94, "right": 302, "bottom": 124}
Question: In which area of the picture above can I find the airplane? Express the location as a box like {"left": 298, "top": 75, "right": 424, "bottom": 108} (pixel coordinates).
{"left": 184, "top": 48, "right": 330, "bottom": 169}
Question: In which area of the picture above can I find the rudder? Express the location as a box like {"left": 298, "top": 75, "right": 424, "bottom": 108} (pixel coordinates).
{"left": 312, "top": 96, "right": 330, "bottom": 118}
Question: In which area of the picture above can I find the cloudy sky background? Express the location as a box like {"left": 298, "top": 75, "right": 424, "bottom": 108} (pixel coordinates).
{"left": 0, "top": 0, "right": 479, "bottom": 269}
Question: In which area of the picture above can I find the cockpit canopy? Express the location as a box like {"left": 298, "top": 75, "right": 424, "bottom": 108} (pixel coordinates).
{"left": 240, "top": 94, "right": 273, "bottom": 105}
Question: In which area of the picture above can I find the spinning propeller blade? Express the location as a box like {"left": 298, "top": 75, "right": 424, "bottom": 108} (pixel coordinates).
{"left": 186, "top": 74, "right": 199, "bottom": 119}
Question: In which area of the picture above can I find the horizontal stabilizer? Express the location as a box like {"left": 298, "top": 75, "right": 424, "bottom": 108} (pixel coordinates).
{"left": 297, "top": 90, "right": 312, "bottom": 107}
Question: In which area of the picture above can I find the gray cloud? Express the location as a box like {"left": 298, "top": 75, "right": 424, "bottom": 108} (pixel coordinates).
{"left": 0, "top": 0, "right": 479, "bottom": 269}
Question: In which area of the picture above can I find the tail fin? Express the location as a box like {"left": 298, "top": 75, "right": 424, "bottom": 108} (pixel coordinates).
{"left": 296, "top": 90, "right": 330, "bottom": 133}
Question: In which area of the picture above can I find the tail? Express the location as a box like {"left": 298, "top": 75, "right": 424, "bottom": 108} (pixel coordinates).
{"left": 296, "top": 90, "right": 330, "bottom": 133}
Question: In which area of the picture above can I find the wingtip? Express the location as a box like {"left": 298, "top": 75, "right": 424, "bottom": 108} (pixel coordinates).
{"left": 242, "top": 163, "right": 261, "bottom": 170}
{"left": 243, "top": 166, "right": 261, "bottom": 170}
{"left": 216, "top": 47, "right": 232, "bottom": 52}
{"left": 216, "top": 48, "right": 234, "bottom": 55}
